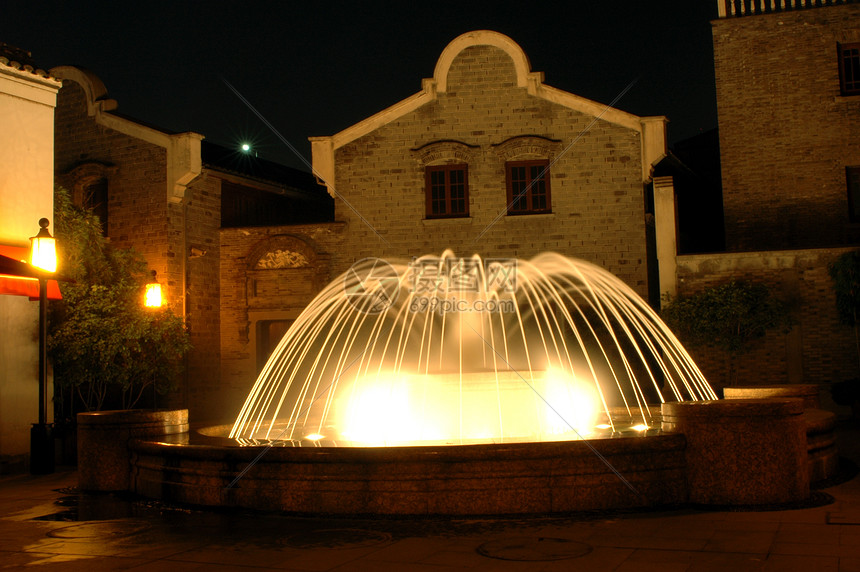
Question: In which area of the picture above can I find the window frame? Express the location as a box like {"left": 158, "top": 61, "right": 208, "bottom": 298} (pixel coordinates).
{"left": 848, "top": 166, "right": 860, "bottom": 223}
{"left": 839, "top": 42, "right": 860, "bottom": 96}
{"left": 425, "top": 163, "right": 469, "bottom": 219}
{"left": 505, "top": 159, "right": 552, "bottom": 216}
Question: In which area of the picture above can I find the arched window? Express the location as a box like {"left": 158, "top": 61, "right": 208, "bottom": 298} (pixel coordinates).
{"left": 493, "top": 136, "right": 561, "bottom": 216}
{"left": 412, "top": 140, "right": 477, "bottom": 219}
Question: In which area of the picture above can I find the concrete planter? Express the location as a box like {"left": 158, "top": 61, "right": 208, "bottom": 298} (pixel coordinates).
{"left": 77, "top": 409, "right": 188, "bottom": 491}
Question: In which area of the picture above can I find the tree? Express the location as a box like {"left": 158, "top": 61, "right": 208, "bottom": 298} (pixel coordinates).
{"left": 48, "top": 188, "right": 190, "bottom": 413}
{"left": 661, "top": 281, "right": 792, "bottom": 386}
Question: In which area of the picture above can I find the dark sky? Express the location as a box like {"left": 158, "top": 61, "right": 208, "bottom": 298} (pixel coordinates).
{"left": 2, "top": 1, "right": 720, "bottom": 171}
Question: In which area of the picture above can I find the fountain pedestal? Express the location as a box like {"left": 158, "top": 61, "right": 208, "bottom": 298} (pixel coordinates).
{"left": 662, "top": 398, "right": 809, "bottom": 505}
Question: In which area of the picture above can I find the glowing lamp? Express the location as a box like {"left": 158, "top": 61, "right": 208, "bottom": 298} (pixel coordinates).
{"left": 29, "top": 218, "right": 57, "bottom": 272}
{"left": 144, "top": 270, "right": 163, "bottom": 308}
{"left": 241, "top": 143, "right": 251, "bottom": 152}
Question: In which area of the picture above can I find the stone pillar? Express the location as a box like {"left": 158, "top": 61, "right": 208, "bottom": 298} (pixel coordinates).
{"left": 662, "top": 398, "right": 808, "bottom": 505}
{"left": 653, "top": 175, "right": 677, "bottom": 300}
{"left": 77, "top": 409, "right": 188, "bottom": 491}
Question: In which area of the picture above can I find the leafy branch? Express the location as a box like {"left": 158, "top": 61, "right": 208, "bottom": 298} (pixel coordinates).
{"left": 661, "top": 281, "right": 792, "bottom": 385}
{"left": 48, "top": 187, "right": 191, "bottom": 414}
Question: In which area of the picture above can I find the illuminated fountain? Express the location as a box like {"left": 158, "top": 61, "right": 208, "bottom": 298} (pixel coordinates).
{"left": 102, "top": 252, "right": 813, "bottom": 514}
{"left": 230, "top": 251, "right": 716, "bottom": 447}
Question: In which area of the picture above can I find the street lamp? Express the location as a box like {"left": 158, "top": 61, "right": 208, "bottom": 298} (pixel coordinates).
{"left": 144, "top": 270, "right": 163, "bottom": 308}
{"left": 29, "top": 218, "right": 56, "bottom": 474}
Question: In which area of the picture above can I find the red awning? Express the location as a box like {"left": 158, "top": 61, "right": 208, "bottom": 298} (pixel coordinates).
{"left": 0, "top": 245, "right": 63, "bottom": 301}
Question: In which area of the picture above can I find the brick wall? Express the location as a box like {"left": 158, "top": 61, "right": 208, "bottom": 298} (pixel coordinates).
{"left": 55, "top": 80, "right": 170, "bottom": 278}
{"left": 181, "top": 172, "right": 222, "bottom": 414}
{"left": 218, "top": 222, "right": 344, "bottom": 423}
{"left": 55, "top": 77, "right": 231, "bottom": 414}
{"left": 331, "top": 44, "right": 650, "bottom": 297}
{"left": 675, "top": 247, "right": 858, "bottom": 393}
{"left": 713, "top": 4, "right": 860, "bottom": 251}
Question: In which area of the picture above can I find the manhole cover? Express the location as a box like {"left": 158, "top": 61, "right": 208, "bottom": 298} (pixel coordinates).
{"left": 47, "top": 521, "right": 151, "bottom": 539}
{"left": 477, "top": 536, "right": 592, "bottom": 561}
{"left": 281, "top": 528, "right": 392, "bottom": 549}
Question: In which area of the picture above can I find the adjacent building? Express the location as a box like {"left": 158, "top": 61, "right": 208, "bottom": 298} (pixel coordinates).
{"left": 669, "top": 0, "right": 860, "bottom": 392}
{"left": 714, "top": 0, "right": 860, "bottom": 251}
{"left": 50, "top": 66, "right": 334, "bottom": 420}
{"left": 0, "top": 45, "right": 61, "bottom": 471}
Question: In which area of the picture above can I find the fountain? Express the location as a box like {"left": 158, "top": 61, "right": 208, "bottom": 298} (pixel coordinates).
{"left": 230, "top": 252, "right": 716, "bottom": 448}
{"left": 120, "top": 252, "right": 810, "bottom": 515}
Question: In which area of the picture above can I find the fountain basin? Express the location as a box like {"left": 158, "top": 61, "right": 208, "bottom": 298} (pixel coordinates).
{"left": 130, "top": 427, "right": 688, "bottom": 515}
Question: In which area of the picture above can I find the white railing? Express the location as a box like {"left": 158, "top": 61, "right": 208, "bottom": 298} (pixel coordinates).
{"left": 717, "top": 0, "right": 855, "bottom": 17}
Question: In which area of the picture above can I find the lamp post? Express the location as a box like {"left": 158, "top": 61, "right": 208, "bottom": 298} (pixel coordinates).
{"left": 144, "top": 270, "right": 163, "bottom": 409}
{"left": 29, "top": 218, "right": 56, "bottom": 475}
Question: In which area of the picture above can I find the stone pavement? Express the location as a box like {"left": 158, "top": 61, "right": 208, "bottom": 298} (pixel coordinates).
{"left": 1, "top": 423, "right": 859, "bottom": 571}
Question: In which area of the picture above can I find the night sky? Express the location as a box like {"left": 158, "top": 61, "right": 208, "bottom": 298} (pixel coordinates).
{"left": 2, "top": 1, "right": 720, "bottom": 171}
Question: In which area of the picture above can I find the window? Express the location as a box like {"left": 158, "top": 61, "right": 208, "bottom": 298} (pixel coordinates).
{"left": 839, "top": 43, "right": 860, "bottom": 96}
{"left": 848, "top": 167, "right": 860, "bottom": 222}
{"left": 506, "top": 159, "right": 551, "bottom": 215}
{"left": 425, "top": 164, "right": 468, "bottom": 218}
{"left": 82, "top": 178, "right": 109, "bottom": 236}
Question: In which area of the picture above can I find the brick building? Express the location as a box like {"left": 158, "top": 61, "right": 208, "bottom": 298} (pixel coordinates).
{"left": 311, "top": 30, "right": 672, "bottom": 301}
{"left": 667, "top": 1, "right": 860, "bottom": 393}
{"left": 714, "top": 0, "right": 860, "bottom": 251}
{"left": 51, "top": 66, "right": 333, "bottom": 420}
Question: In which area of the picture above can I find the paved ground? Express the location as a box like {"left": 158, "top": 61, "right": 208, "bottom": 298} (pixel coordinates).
{"left": 1, "top": 422, "right": 859, "bottom": 571}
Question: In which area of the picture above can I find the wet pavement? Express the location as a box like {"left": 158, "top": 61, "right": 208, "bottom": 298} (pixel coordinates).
{"left": 2, "top": 421, "right": 860, "bottom": 571}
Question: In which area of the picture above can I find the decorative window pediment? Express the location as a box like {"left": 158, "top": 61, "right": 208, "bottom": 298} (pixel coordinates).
{"left": 411, "top": 140, "right": 479, "bottom": 166}
{"left": 491, "top": 135, "right": 563, "bottom": 162}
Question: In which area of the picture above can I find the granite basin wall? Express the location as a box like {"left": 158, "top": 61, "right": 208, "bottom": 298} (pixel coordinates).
{"left": 662, "top": 398, "right": 809, "bottom": 505}
{"left": 724, "top": 385, "right": 838, "bottom": 482}
{"left": 130, "top": 432, "right": 688, "bottom": 516}
{"left": 77, "top": 409, "right": 189, "bottom": 492}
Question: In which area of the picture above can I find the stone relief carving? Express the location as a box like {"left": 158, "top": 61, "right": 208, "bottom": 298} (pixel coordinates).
{"left": 255, "top": 249, "right": 310, "bottom": 269}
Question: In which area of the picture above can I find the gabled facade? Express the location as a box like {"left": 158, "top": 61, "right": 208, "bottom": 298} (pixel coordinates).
{"left": 311, "top": 31, "right": 670, "bottom": 299}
